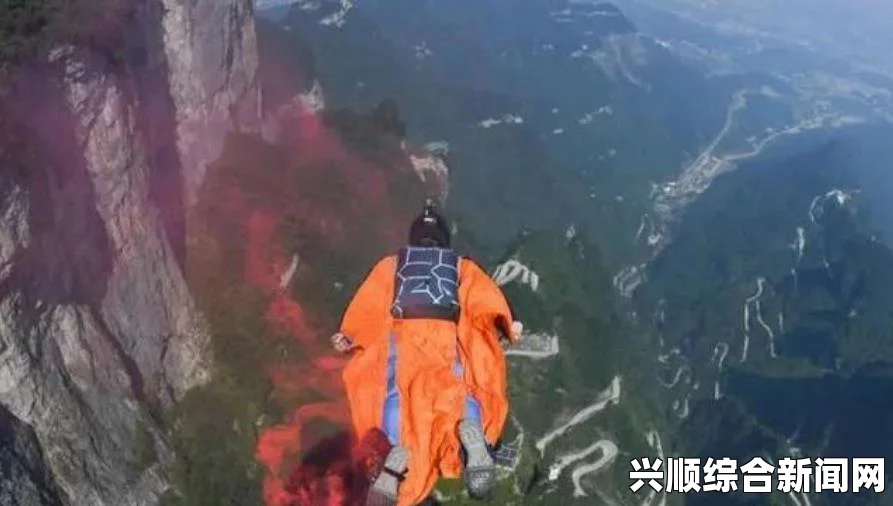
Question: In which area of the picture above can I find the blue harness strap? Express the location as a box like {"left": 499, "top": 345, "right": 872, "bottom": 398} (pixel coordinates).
{"left": 453, "top": 359, "right": 483, "bottom": 424}
{"left": 382, "top": 333, "right": 401, "bottom": 445}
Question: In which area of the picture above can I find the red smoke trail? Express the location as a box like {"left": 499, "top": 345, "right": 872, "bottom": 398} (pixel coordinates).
{"left": 249, "top": 206, "right": 353, "bottom": 503}
{"left": 238, "top": 102, "right": 430, "bottom": 505}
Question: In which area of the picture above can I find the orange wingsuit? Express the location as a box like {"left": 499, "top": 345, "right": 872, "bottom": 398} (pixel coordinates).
{"left": 339, "top": 254, "right": 516, "bottom": 505}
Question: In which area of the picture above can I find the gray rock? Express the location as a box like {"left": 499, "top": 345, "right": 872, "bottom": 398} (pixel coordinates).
{"left": 59, "top": 47, "right": 211, "bottom": 403}
{"left": 0, "top": 404, "right": 65, "bottom": 506}
{"left": 0, "top": 181, "right": 28, "bottom": 284}
{"left": 160, "top": 0, "right": 262, "bottom": 203}
{"left": 0, "top": 0, "right": 261, "bottom": 502}
{"left": 0, "top": 42, "right": 214, "bottom": 505}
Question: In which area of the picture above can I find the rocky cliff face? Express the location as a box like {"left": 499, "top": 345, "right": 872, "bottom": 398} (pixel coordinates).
{"left": 0, "top": 405, "right": 64, "bottom": 506}
{"left": 160, "top": 0, "right": 262, "bottom": 203}
{"left": 0, "top": 1, "right": 262, "bottom": 504}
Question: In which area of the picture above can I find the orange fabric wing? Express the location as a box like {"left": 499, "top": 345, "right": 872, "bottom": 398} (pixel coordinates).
{"left": 456, "top": 258, "right": 515, "bottom": 445}
{"left": 339, "top": 255, "right": 396, "bottom": 349}
{"left": 340, "top": 255, "right": 396, "bottom": 446}
{"left": 460, "top": 258, "right": 515, "bottom": 344}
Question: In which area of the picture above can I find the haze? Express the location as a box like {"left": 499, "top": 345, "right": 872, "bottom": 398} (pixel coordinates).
{"left": 620, "top": 0, "right": 893, "bottom": 72}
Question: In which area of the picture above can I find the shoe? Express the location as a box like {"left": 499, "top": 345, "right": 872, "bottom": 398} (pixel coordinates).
{"left": 365, "top": 446, "right": 409, "bottom": 506}
{"left": 458, "top": 419, "right": 496, "bottom": 499}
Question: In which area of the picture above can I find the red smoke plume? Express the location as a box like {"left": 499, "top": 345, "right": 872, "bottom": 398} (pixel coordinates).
{"left": 233, "top": 103, "right": 428, "bottom": 504}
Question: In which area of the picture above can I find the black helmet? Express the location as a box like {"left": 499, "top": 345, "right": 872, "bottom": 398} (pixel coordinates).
{"left": 409, "top": 198, "right": 451, "bottom": 248}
